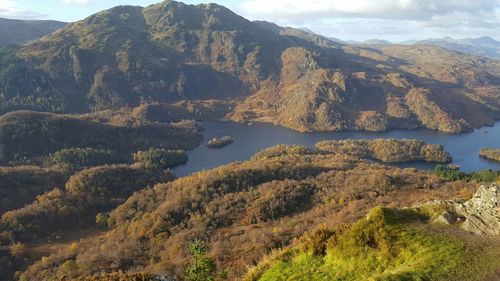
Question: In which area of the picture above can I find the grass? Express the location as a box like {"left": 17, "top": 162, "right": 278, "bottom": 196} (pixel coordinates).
{"left": 250, "top": 207, "right": 500, "bottom": 281}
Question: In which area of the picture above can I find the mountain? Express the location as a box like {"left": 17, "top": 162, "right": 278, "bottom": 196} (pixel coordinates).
{"left": 1, "top": 1, "right": 500, "bottom": 133}
{"left": 359, "top": 39, "right": 392, "bottom": 45}
{"left": 0, "top": 18, "right": 66, "bottom": 47}
{"left": 402, "top": 36, "right": 500, "bottom": 60}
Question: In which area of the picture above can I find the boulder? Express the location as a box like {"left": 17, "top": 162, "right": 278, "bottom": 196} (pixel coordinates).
{"left": 423, "top": 184, "right": 499, "bottom": 235}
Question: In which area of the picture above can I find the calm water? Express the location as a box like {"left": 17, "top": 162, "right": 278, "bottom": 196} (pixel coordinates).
{"left": 172, "top": 120, "right": 500, "bottom": 177}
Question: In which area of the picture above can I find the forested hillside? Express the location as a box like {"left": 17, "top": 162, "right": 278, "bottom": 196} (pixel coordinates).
{"left": 0, "top": 110, "right": 202, "bottom": 166}
{"left": 9, "top": 143, "right": 487, "bottom": 281}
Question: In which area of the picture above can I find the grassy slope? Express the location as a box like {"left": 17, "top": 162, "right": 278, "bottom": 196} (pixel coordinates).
{"left": 249, "top": 207, "right": 500, "bottom": 281}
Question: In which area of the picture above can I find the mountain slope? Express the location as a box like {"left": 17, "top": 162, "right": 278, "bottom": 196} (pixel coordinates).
{"left": 14, "top": 2, "right": 286, "bottom": 112}
{"left": 0, "top": 18, "right": 66, "bottom": 47}
{"left": 2, "top": 1, "right": 500, "bottom": 133}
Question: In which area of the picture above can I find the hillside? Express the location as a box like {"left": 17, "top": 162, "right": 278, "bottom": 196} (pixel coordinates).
{"left": 247, "top": 203, "right": 500, "bottom": 281}
{"left": 0, "top": 0, "right": 497, "bottom": 133}
{"left": 0, "top": 166, "right": 66, "bottom": 214}
{"left": 315, "top": 139, "right": 451, "bottom": 163}
{"left": 0, "top": 164, "right": 176, "bottom": 281}
{"left": 12, "top": 144, "right": 480, "bottom": 281}
{"left": 0, "top": 110, "right": 202, "bottom": 165}
{"left": 0, "top": 18, "right": 66, "bottom": 47}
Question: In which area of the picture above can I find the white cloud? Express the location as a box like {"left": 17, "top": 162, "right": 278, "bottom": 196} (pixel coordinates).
{"left": 238, "top": 0, "right": 500, "bottom": 40}
{"left": 240, "top": 0, "right": 499, "bottom": 21}
{"left": 0, "top": 0, "right": 46, "bottom": 19}
{"left": 62, "top": 0, "right": 91, "bottom": 5}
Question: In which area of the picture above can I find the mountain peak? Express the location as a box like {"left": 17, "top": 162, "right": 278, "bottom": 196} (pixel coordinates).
{"left": 143, "top": 0, "right": 250, "bottom": 31}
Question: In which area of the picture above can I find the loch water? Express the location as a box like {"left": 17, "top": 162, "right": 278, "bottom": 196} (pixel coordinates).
{"left": 173, "top": 120, "right": 500, "bottom": 177}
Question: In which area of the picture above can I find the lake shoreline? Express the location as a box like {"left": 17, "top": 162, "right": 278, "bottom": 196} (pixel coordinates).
{"left": 173, "top": 120, "right": 500, "bottom": 177}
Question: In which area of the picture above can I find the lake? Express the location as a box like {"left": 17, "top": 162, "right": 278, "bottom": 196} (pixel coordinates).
{"left": 172, "top": 120, "right": 500, "bottom": 177}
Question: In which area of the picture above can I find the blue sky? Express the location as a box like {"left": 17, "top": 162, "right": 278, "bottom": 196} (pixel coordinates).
{"left": 4, "top": 0, "right": 238, "bottom": 21}
{"left": 1, "top": 0, "right": 499, "bottom": 42}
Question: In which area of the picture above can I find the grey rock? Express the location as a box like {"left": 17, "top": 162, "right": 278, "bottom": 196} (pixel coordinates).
{"left": 154, "top": 276, "right": 176, "bottom": 281}
{"left": 433, "top": 211, "right": 458, "bottom": 225}
{"left": 423, "top": 184, "right": 499, "bottom": 235}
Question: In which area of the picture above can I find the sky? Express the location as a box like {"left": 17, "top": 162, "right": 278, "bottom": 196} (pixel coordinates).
{"left": 1, "top": 0, "right": 499, "bottom": 42}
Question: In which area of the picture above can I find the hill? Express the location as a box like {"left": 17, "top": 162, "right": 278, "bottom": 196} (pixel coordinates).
{"left": 13, "top": 143, "right": 479, "bottom": 281}
{"left": 0, "top": 164, "right": 175, "bottom": 281}
{"left": 0, "top": 1, "right": 498, "bottom": 133}
{"left": 247, "top": 203, "right": 500, "bottom": 281}
{"left": 0, "top": 110, "right": 202, "bottom": 165}
{"left": 0, "top": 166, "right": 66, "bottom": 214}
{"left": 0, "top": 18, "right": 66, "bottom": 47}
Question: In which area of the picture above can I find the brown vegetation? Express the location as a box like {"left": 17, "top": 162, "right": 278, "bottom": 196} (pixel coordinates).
{"left": 316, "top": 138, "right": 451, "bottom": 163}
{"left": 1, "top": 164, "right": 174, "bottom": 242}
{"left": 480, "top": 148, "right": 500, "bottom": 162}
{"left": 0, "top": 166, "right": 66, "bottom": 214}
{"left": 18, "top": 145, "right": 473, "bottom": 280}
{"left": 0, "top": 110, "right": 202, "bottom": 165}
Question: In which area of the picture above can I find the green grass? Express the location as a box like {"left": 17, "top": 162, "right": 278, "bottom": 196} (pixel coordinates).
{"left": 253, "top": 207, "right": 499, "bottom": 281}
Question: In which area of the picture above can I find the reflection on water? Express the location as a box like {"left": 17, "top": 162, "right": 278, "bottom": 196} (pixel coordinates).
{"left": 173, "top": 120, "right": 500, "bottom": 177}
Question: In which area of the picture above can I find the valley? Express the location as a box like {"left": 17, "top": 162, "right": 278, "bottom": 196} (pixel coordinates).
{"left": 0, "top": 0, "right": 499, "bottom": 281}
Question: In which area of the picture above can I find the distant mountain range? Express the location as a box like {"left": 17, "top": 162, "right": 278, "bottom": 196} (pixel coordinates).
{"left": 0, "top": 18, "right": 66, "bottom": 47}
{"left": 335, "top": 36, "right": 500, "bottom": 60}
{"left": 401, "top": 36, "right": 500, "bottom": 60}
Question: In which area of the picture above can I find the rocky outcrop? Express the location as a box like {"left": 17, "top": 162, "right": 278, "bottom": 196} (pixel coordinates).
{"left": 423, "top": 184, "right": 500, "bottom": 235}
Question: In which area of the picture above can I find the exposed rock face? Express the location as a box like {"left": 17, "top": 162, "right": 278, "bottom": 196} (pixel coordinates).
{"left": 425, "top": 184, "right": 500, "bottom": 235}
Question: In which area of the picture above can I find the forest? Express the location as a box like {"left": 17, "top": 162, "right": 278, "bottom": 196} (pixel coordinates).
{"left": 3, "top": 143, "right": 495, "bottom": 281}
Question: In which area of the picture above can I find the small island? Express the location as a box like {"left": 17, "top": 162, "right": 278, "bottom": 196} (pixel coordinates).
{"left": 479, "top": 148, "right": 500, "bottom": 162}
{"left": 207, "top": 136, "right": 234, "bottom": 148}
{"left": 316, "top": 138, "right": 452, "bottom": 163}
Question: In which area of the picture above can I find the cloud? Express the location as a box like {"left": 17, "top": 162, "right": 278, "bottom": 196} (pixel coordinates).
{"left": 238, "top": 0, "right": 500, "bottom": 40}
{"left": 240, "top": 0, "right": 499, "bottom": 22}
{"left": 0, "top": 0, "right": 46, "bottom": 19}
{"left": 62, "top": 0, "right": 91, "bottom": 4}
